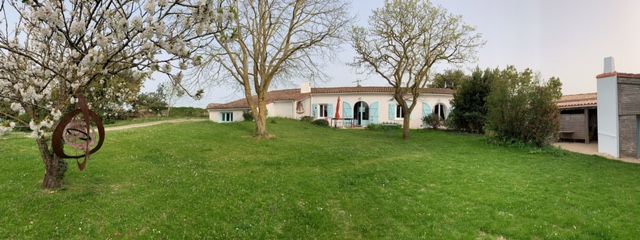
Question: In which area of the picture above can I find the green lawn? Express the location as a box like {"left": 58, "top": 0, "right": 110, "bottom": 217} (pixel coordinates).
{"left": 1, "top": 119, "right": 640, "bottom": 239}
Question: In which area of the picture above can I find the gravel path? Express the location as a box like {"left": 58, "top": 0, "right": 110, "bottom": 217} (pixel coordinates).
{"left": 105, "top": 118, "right": 207, "bottom": 132}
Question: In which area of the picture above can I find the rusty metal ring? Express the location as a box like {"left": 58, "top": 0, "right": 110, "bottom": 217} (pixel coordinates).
{"left": 52, "top": 108, "right": 105, "bottom": 159}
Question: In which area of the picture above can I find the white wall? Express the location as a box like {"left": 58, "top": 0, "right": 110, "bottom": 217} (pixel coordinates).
{"left": 597, "top": 76, "right": 619, "bottom": 158}
{"left": 208, "top": 109, "right": 245, "bottom": 123}
{"left": 267, "top": 101, "right": 295, "bottom": 119}
{"left": 309, "top": 93, "right": 453, "bottom": 129}
{"left": 294, "top": 98, "right": 312, "bottom": 119}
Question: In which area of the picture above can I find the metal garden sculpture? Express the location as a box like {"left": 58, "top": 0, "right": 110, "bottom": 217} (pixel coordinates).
{"left": 52, "top": 96, "right": 105, "bottom": 171}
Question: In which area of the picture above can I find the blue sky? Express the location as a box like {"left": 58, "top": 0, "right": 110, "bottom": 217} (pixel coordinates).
{"left": 159, "top": 0, "right": 640, "bottom": 107}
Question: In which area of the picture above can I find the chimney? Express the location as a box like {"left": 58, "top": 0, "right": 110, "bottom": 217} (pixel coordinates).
{"left": 604, "top": 57, "right": 615, "bottom": 73}
{"left": 300, "top": 82, "right": 311, "bottom": 94}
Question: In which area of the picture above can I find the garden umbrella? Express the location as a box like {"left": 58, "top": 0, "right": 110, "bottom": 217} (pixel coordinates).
{"left": 335, "top": 97, "right": 341, "bottom": 119}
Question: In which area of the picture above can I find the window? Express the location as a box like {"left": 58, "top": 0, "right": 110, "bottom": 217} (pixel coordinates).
{"left": 221, "top": 112, "right": 234, "bottom": 122}
{"left": 296, "top": 101, "right": 305, "bottom": 114}
{"left": 319, "top": 104, "right": 328, "bottom": 118}
{"left": 434, "top": 103, "right": 446, "bottom": 120}
{"left": 396, "top": 105, "right": 404, "bottom": 119}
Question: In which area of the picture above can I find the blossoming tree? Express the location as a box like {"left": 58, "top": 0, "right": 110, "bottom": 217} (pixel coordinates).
{"left": 0, "top": 0, "right": 228, "bottom": 189}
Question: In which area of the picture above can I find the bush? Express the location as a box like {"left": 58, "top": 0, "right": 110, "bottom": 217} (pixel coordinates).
{"left": 486, "top": 66, "right": 562, "bottom": 147}
{"left": 300, "top": 116, "right": 313, "bottom": 122}
{"left": 366, "top": 123, "right": 401, "bottom": 130}
{"left": 449, "top": 68, "right": 494, "bottom": 133}
{"left": 169, "top": 107, "right": 208, "bottom": 117}
{"left": 422, "top": 114, "right": 442, "bottom": 129}
{"left": 242, "top": 111, "right": 254, "bottom": 121}
{"left": 311, "top": 119, "right": 329, "bottom": 127}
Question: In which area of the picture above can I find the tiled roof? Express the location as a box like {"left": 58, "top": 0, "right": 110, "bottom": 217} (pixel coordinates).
{"left": 310, "top": 86, "right": 455, "bottom": 95}
{"left": 596, "top": 72, "right": 640, "bottom": 79}
{"left": 207, "top": 87, "right": 455, "bottom": 110}
{"left": 207, "top": 89, "right": 309, "bottom": 110}
{"left": 557, "top": 93, "right": 597, "bottom": 109}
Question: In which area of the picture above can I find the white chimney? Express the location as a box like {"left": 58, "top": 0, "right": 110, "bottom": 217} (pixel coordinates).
{"left": 300, "top": 82, "right": 311, "bottom": 94}
{"left": 604, "top": 57, "right": 615, "bottom": 73}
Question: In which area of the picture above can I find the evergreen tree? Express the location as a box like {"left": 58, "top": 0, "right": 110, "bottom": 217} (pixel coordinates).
{"left": 449, "top": 68, "right": 495, "bottom": 133}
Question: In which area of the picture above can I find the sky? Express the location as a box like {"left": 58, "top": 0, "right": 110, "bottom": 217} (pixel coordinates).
{"left": 153, "top": 0, "right": 640, "bottom": 108}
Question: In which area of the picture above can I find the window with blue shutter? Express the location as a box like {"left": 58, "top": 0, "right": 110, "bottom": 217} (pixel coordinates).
{"left": 318, "top": 104, "right": 329, "bottom": 117}
{"left": 343, "top": 102, "right": 352, "bottom": 118}
{"left": 388, "top": 103, "right": 395, "bottom": 121}
{"left": 327, "top": 104, "right": 334, "bottom": 118}
{"left": 422, "top": 102, "right": 432, "bottom": 118}
{"left": 370, "top": 102, "right": 379, "bottom": 124}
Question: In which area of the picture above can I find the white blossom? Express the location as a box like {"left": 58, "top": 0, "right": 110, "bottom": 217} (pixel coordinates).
{"left": 0, "top": 0, "right": 219, "bottom": 140}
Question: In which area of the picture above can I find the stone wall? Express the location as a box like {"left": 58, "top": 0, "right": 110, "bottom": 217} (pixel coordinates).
{"left": 559, "top": 112, "right": 587, "bottom": 141}
{"left": 618, "top": 115, "right": 638, "bottom": 158}
{"left": 618, "top": 78, "right": 640, "bottom": 115}
{"left": 618, "top": 77, "right": 640, "bottom": 158}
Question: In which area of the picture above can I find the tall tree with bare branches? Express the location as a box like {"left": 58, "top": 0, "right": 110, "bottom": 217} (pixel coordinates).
{"left": 196, "top": 0, "right": 350, "bottom": 138}
{"left": 351, "top": 0, "right": 483, "bottom": 140}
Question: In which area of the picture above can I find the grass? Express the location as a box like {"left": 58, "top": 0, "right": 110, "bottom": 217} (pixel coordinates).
{"left": 1, "top": 119, "right": 640, "bottom": 239}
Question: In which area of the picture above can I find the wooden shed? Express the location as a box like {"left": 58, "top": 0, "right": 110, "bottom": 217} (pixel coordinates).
{"left": 557, "top": 93, "right": 598, "bottom": 143}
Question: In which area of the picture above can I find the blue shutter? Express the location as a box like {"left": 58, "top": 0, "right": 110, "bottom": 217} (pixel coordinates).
{"left": 312, "top": 104, "right": 318, "bottom": 118}
{"left": 388, "top": 103, "right": 395, "bottom": 121}
{"left": 327, "top": 104, "right": 334, "bottom": 118}
{"left": 370, "top": 102, "right": 379, "bottom": 124}
{"left": 422, "top": 103, "right": 432, "bottom": 118}
{"left": 343, "top": 102, "right": 352, "bottom": 118}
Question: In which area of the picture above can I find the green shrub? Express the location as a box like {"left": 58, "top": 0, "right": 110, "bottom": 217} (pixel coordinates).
{"left": 422, "top": 114, "right": 442, "bottom": 129}
{"left": 242, "top": 111, "right": 254, "bottom": 121}
{"left": 168, "top": 107, "right": 208, "bottom": 117}
{"left": 367, "top": 123, "right": 401, "bottom": 130}
{"left": 486, "top": 66, "right": 562, "bottom": 147}
{"left": 449, "top": 68, "right": 494, "bottom": 133}
{"left": 300, "top": 116, "right": 313, "bottom": 122}
{"left": 311, "top": 119, "right": 329, "bottom": 127}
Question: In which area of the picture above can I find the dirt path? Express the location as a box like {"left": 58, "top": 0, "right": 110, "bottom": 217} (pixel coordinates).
{"left": 105, "top": 118, "right": 207, "bottom": 132}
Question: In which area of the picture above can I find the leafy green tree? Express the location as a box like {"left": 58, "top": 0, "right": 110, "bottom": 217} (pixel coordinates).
{"left": 449, "top": 68, "right": 495, "bottom": 133}
{"left": 135, "top": 86, "right": 169, "bottom": 116}
{"left": 486, "top": 66, "right": 562, "bottom": 147}
{"left": 431, "top": 69, "right": 468, "bottom": 90}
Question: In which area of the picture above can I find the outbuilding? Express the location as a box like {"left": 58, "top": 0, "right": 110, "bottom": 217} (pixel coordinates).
{"left": 596, "top": 57, "right": 640, "bottom": 159}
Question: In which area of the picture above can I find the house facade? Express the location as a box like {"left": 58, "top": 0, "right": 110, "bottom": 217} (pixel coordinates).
{"left": 207, "top": 83, "right": 455, "bottom": 129}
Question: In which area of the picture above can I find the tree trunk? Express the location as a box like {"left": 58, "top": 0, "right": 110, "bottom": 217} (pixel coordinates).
{"left": 402, "top": 112, "right": 411, "bottom": 140}
{"left": 254, "top": 101, "right": 271, "bottom": 139}
{"left": 37, "top": 138, "right": 67, "bottom": 189}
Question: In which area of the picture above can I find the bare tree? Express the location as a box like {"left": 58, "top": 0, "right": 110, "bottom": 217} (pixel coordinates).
{"left": 195, "top": 0, "right": 350, "bottom": 138}
{"left": 351, "top": 0, "right": 483, "bottom": 140}
{"left": 0, "top": 0, "right": 225, "bottom": 189}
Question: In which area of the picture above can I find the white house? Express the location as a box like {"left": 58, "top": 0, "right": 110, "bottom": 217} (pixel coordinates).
{"left": 207, "top": 83, "right": 454, "bottom": 129}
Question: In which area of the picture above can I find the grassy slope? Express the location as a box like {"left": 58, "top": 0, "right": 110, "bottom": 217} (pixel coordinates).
{"left": 1, "top": 119, "right": 639, "bottom": 239}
